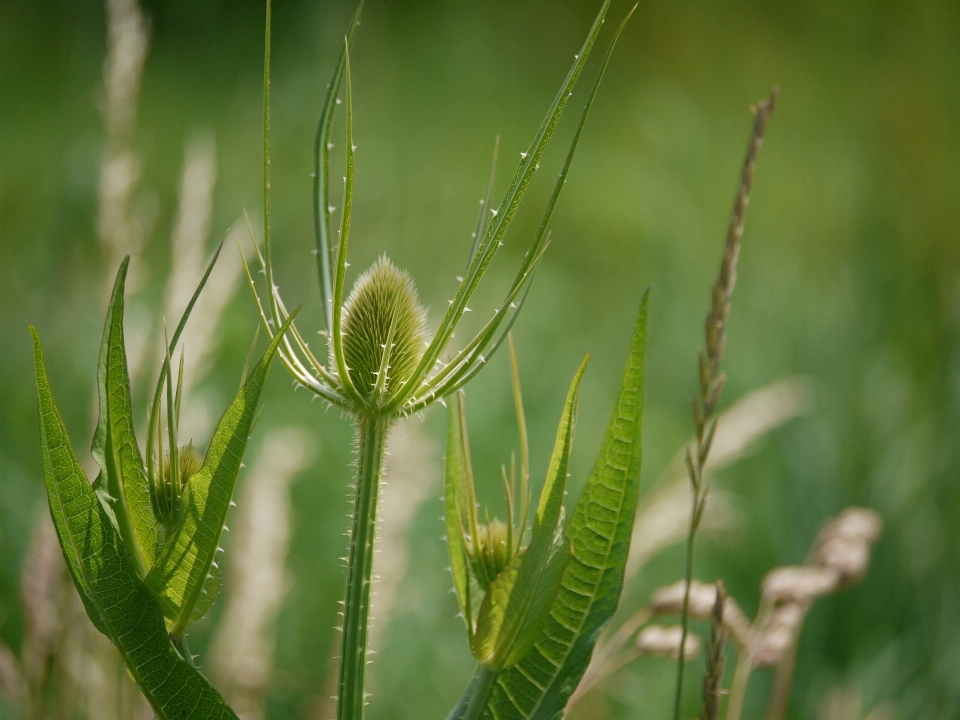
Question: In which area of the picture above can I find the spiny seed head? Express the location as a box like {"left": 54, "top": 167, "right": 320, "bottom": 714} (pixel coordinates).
{"left": 469, "top": 519, "right": 511, "bottom": 590}
{"left": 163, "top": 442, "right": 205, "bottom": 487}
{"left": 341, "top": 256, "right": 428, "bottom": 402}
{"left": 156, "top": 442, "right": 205, "bottom": 523}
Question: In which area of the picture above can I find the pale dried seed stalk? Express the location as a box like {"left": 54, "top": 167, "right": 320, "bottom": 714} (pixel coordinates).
{"left": 635, "top": 626, "right": 701, "bottom": 662}
{"left": 208, "top": 427, "right": 313, "bottom": 720}
{"left": 98, "top": 0, "right": 150, "bottom": 288}
{"left": 723, "top": 507, "right": 883, "bottom": 720}
{"left": 570, "top": 377, "right": 810, "bottom": 713}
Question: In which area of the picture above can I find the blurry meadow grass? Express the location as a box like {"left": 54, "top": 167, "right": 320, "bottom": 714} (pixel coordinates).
{"left": 1, "top": 1, "right": 959, "bottom": 719}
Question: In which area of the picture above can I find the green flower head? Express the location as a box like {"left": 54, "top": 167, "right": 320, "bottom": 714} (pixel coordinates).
{"left": 341, "top": 256, "right": 429, "bottom": 402}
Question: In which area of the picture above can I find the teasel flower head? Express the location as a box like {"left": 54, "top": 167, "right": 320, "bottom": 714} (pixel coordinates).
{"left": 340, "top": 256, "right": 429, "bottom": 403}
{"left": 155, "top": 442, "right": 205, "bottom": 523}
{"left": 242, "top": 0, "right": 622, "bottom": 420}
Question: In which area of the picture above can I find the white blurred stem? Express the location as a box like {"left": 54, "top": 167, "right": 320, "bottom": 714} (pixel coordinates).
{"left": 98, "top": 0, "right": 149, "bottom": 285}
{"left": 208, "top": 428, "right": 313, "bottom": 720}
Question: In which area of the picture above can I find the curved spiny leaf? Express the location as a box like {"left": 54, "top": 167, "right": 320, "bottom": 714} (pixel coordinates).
{"left": 91, "top": 257, "right": 159, "bottom": 576}
{"left": 32, "top": 326, "right": 239, "bottom": 720}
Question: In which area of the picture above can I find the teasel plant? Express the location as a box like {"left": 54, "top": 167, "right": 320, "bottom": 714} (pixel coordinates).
{"left": 30, "top": 251, "right": 294, "bottom": 720}
{"left": 243, "top": 2, "right": 637, "bottom": 719}
{"left": 445, "top": 298, "right": 649, "bottom": 720}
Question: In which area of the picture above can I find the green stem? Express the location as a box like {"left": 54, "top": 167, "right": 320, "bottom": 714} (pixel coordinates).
{"left": 450, "top": 665, "right": 498, "bottom": 720}
{"left": 338, "top": 414, "right": 389, "bottom": 720}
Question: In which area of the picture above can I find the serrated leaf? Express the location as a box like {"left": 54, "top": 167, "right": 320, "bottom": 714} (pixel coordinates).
{"left": 31, "top": 326, "right": 239, "bottom": 720}
{"left": 482, "top": 291, "right": 648, "bottom": 720}
{"left": 446, "top": 391, "right": 474, "bottom": 636}
{"left": 145, "top": 316, "right": 293, "bottom": 638}
{"left": 472, "top": 358, "right": 586, "bottom": 669}
{"left": 91, "top": 258, "right": 159, "bottom": 577}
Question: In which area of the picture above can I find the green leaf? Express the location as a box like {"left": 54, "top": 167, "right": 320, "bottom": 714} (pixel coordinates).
{"left": 314, "top": 0, "right": 365, "bottom": 334}
{"left": 145, "top": 315, "right": 294, "bottom": 638}
{"left": 446, "top": 391, "right": 475, "bottom": 636}
{"left": 472, "top": 358, "right": 587, "bottom": 669}
{"left": 482, "top": 291, "right": 649, "bottom": 719}
{"left": 31, "top": 326, "right": 239, "bottom": 720}
{"left": 90, "top": 258, "right": 160, "bottom": 577}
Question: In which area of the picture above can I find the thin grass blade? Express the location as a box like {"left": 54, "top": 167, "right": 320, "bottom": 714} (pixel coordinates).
{"left": 146, "top": 241, "right": 224, "bottom": 488}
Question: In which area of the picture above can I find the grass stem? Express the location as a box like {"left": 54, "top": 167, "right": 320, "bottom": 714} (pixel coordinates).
{"left": 671, "top": 87, "right": 777, "bottom": 720}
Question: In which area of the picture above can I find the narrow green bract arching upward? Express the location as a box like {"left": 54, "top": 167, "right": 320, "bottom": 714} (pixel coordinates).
{"left": 341, "top": 256, "right": 429, "bottom": 402}
{"left": 146, "top": 314, "right": 295, "bottom": 639}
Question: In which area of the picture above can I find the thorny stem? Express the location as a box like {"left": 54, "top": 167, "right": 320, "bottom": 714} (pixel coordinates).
{"left": 672, "top": 87, "right": 777, "bottom": 720}
{"left": 338, "top": 415, "right": 389, "bottom": 720}
{"left": 446, "top": 665, "right": 499, "bottom": 720}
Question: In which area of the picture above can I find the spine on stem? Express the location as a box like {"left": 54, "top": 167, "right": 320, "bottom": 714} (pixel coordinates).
{"left": 338, "top": 414, "right": 389, "bottom": 720}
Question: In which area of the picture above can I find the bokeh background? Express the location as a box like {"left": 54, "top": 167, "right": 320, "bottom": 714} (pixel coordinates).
{"left": 1, "top": 1, "right": 959, "bottom": 719}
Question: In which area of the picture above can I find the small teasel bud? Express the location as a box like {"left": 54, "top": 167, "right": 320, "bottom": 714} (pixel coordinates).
{"left": 157, "top": 442, "right": 205, "bottom": 523}
{"left": 341, "top": 256, "right": 429, "bottom": 402}
{"left": 469, "top": 519, "right": 511, "bottom": 590}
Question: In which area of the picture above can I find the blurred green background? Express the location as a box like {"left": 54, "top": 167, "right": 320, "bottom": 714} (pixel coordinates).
{"left": 1, "top": 1, "right": 959, "bottom": 719}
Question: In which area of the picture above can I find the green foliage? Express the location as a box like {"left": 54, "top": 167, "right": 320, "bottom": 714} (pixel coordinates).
{"left": 31, "top": 325, "right": 240, "bottom": 720}
{"left": 444, "top": 294, "right": 648, "bottom": 718}
{"left": 145, "top": 314, "right": 292, "bottom": 638}
{"left": 482, "top": 292, "right": 649, "bottom": 720}
{"left": 470, "top": 358, "right": 586, "bottom": 671}
{"left": 90, "top": 257, "right": 160, "bottom": 577}
{"left": 446, "top": 359, "right": 585, "bottom": 672}
{"left": 30, "top": 258, "right": 290, "bottom": 719}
